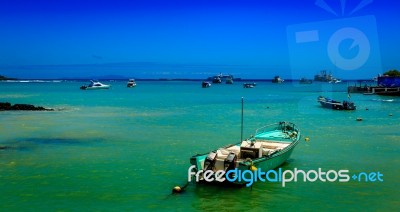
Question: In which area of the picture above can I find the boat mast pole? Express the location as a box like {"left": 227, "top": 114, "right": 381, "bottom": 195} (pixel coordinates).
{"left": 241, "top": 97, "right": 244, "bottom": 142}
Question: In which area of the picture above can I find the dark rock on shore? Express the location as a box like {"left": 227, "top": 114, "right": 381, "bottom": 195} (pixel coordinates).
{"left": 0, "top": 145, "right": 14, "bottom": 150}
{"left": 0, "top": 102, "right": 54, "bottom": 111}
{"left": 0, "top": 75, "right": 17, "bottom": 80}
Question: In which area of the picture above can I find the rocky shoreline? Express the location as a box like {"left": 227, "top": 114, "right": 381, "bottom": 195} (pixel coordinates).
{"left": 0, "top": 75, "right": 16, "bottom": 80}
{"left": 0, "top": 102, "right": 54, "bottom": 111}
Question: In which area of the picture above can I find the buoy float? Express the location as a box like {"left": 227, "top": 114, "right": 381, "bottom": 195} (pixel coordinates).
{"left": 304, "top": 137, "right": 310, "bottom": 142}
{"left": 172, "top": 186, "right": 182, "bottom": 194}
{"left": 356, "top": 117, "right": 363, "bottom": 121}
{"left": 171, "top": 182, "right": 189, "bottom": 194}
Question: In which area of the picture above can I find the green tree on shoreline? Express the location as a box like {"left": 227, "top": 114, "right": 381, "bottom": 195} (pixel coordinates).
{"left": 383, "top": 69, "right": 400, "bottom": 77}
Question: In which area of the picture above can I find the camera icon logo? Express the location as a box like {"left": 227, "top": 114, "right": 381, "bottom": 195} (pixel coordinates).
{"left": 287, "top": 15, "right": 382, "bottom": 79}
{"left": 327, "top": 27, "right": 370, "bottom": 71}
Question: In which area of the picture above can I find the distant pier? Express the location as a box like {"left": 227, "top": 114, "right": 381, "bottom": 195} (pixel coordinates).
{"left": 348, "top": 77, "right": 400, "bottom": 96}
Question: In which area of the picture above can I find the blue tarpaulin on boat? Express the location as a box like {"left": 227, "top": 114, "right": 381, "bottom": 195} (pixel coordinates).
{"left": 378, "top": 76, "right": 400, "bottom": 87}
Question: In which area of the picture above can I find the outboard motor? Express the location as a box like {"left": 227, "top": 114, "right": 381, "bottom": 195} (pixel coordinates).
{"left": 349, "top": 102, "right": 356, "bottom": 110}
{"left": 203, "top": 152, "right": 217, "bottom": 171}
{"left": 343, "top": 101, "right": 348, "bottom": 109}
{"left": 224, "top": 152, "right": 237, "bottom": 172}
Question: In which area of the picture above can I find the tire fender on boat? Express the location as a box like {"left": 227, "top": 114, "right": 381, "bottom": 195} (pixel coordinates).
{"left": 289, "top": 131, "right": 297, "bottom": 138}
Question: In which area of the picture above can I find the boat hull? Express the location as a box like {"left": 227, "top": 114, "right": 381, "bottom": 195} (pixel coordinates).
{"left": 243, "top": 83, "right": 256, "bottom": 88}
{"left": 318, "top": 101, "right": 347, "bottom": 110}
{"left": 230, "top": 142, "right": 297, "bottom": 185}
{"left": 80, "top": 81, "right": 111, "bottom": 90}
{"left": 317, "top": 96, "right": 356, "bottom": 110}
{"left": 81, "top": 85, "right": 110, "bottom": 90}
{"left": 189, "top": 122, "right": 300, "bottom": 186}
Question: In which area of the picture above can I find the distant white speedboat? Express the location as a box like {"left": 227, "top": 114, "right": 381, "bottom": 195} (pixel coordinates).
{"left": 80, "top": 80, "right": 111, "bottom": 90}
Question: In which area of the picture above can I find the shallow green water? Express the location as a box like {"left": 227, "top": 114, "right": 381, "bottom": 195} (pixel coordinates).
{"left": 0, "top": 81, "right": 399, "bottom": 211}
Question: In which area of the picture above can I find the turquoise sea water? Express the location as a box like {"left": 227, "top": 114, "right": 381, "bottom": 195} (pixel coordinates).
{"left": 0, "top": 81, "right": 399, "bottom": 211}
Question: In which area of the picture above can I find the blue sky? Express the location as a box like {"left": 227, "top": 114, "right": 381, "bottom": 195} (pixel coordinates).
{"left": 0, "top": 0, "right": 399, "bottom": 79}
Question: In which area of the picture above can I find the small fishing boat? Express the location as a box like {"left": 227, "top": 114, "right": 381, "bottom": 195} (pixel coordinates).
{"left": 202, "top": 81, "right": 211, "bottom": 88}
{"left": 189, "top": 121, "right": 301, "bottom": 186}
{"left": 299, "top": 78, "right": 312, "bottom": 84}
{"left": 272, "top": 76, "right": 284, "bottom": 83}
{"left": 225, "top": 76, "right": 234, "bottom": 84}
{"left": 80, "top": 80, "right": 111, "bottom": 90}
{"left": 243, "top": 83, "right": 256, "bottom": 88}
{"left": 317, "top": 96, "right": 356, "bottom": 110}
{"left": 212, "top": 76, "right": 222, "bottom": 84}
{"left": 127, "top": 79, "right": 137, "bottom": 88}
